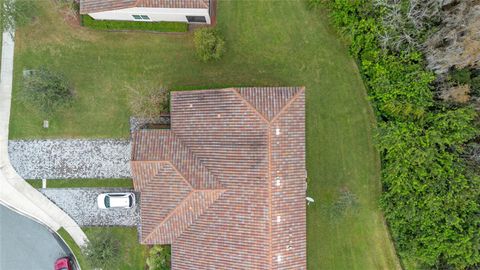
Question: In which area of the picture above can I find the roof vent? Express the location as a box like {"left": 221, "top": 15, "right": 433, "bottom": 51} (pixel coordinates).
{"left": 275, "top": 176, "right": 281, "bottom": 186}
{"left": 189, "top": 104, "right": 193, "bottom": 108}
{"left": 277, "top": 215, "right": 281, "bottom": 223}
{"left": 277, "top": 254, "right": 283, "bottom": 263}
{"left": 275, "top": 128, "right": 280, "bottom": 135}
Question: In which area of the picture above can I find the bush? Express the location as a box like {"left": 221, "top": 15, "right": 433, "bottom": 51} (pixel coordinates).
{"left": 320, "top": 1, "right": 480, "bottom": 268}
{"left": 82, "top": 15, "right": 188, "bottom": 32}
{"left": 146, "top": 245, "right": 171, "bottom": 270}
{"left": 22, "top": 67, "right": 74, "bottom": 115}
{"left": 449, "top": 68, "right": 472, "bottom": 85}
{"left": 82, "top": 229, "right": 120, "bottom": 269}
{"left": 194, "top": 28, "right": 226, "bottom": 62}
{"left": 0, "top": 0, "right": 37, "bottom": 30}
{"left": 129, "top": 86, "right": 169, "bottom": 118}
{"left": 471, "top": 76, "right": 480, "bottom": 96}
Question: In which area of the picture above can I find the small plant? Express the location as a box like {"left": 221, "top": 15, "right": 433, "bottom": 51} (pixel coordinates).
{"left": 306, "top": 0, "right": 323, "bottom": 9}
{"left": 129, "top": 86, "right": 169, "bottom": 118}
{"left": 194, "top": 28, "right": 226, "bottom": 62}
{"left": 0, "top": 0, "right": 38, "bottom": 30}
{"left": 146, "top": 245, "right": 171, "bottom": 270}
{"left": 82, "top": 229, "right": 120, "bottom": 269}
{"left": 21, "top": 67, "right": 74, "bottom": 115}
{"left": 328, "top": 188, "right": 359, "bottom": 220}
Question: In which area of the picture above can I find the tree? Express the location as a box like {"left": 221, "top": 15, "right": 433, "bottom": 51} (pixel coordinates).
{"left": 129, "top": 86, "right": 169, "bottom": 118}
{"left": 21, "top": 67, "right": 74, "bottom": 115}
{"left": 0, "top": 0, "right": 37, "bottom": 31}
{"left": 146, "top": 245, "right": 171, "bottom": 270}
{"left": 82, "top": 229, "right": 120, "bottom": 269}
{"left": 194, "top": 28, "right": 225, "bottom": 62}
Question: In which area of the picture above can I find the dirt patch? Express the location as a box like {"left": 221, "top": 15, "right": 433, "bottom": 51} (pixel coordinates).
{"left": 440, "top": 84, "right": 471, "bottom": 103}
{"left": 59, "top": 3, "right": 81, "bottom": 28}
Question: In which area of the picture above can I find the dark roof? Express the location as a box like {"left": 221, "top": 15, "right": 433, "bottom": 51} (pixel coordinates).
{"left": 131, "top": 87, "right": 307, "bottom": 269}
{"left": 80, "top": 0, "right": 210, "bottom": 14}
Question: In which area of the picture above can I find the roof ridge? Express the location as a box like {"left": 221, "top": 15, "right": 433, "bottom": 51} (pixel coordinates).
{"left": 231, "top": 88, "right": 270, "bottom": 123}
{"left": 270, "top": 86, "right": 305, "bottom": 123}
{"left": 167, "top": 131, "right": 222, "bottom": 189}
{"left": 234, "top": 87, "right": 304, "bottom": 122}
{"left": 143, "top": 188, "right": 225, "bottom": 244}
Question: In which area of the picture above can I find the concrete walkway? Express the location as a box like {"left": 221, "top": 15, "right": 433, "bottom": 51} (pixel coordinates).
{"left": 0, "top": 31, "right": 87, "bottom": 247}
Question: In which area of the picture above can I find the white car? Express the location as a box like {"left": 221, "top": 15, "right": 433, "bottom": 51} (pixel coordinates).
{"left": 97, "top": 192, "right": 135, "bottom": 209}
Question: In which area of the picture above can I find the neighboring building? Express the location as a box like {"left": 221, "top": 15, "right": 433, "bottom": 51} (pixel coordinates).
{"left": 79, "top": 0, "right": 212, "bottom": 24}
{"left": 131, "top": 87, "right": 307, "bottom": 269}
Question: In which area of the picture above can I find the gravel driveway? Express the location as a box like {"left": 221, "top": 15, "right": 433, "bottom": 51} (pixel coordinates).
{"left": 40, "top": 188, "right": 139, "bottom": 226}
{"left": 8, "top": 139, "right": 131, "bottom": 179}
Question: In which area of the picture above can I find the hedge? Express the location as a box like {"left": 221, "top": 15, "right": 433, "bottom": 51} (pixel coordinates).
{"left": 81, "top": 15, "right": 188, "bottom": 32}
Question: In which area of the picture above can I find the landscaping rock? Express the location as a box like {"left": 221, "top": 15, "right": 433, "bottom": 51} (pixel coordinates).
{"left": 129, "top": 116, "right": 170, "bottom": 134}
{"left": 40, "top": 188, "right": 139, "bottom": 226}
{"left": 8, "top": 139, "right": 131, "bottom": 179}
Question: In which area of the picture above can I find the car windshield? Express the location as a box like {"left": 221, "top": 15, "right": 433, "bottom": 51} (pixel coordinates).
{"left": 104, "top": 196, "right": 110, "bottom": 208}
{"left": 129, "top": 196, "right": 133, "bottom": 207}
{"left": 59, "top": 268, "right": 68, "bottom": 270}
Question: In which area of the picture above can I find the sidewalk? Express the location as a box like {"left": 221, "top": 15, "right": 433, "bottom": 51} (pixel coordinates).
{"left": 0, "top": 31, "right": 87, "bottom": 247}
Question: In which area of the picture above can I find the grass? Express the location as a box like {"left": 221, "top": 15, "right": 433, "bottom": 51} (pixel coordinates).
{"left": 57, "top": 227, "right": 89, "bottom": 270}
{"left": 82, "top": 15, "right": 188, "bottom": 32}
{"left": 11, "top": 0, "right": 401, "bottom": 269}
{"left": 83, "top": 227, "right": 148, "bottom": 270}
{"left": 26, "top": 178, "right": 133, "bottom": 188}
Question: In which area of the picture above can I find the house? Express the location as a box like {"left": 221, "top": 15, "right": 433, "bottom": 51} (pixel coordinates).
{"left": 79, "top": 0, "right": 212, "bottom": 24}
{"left": 131, "top": 87, "right": 307, "bottom": 269}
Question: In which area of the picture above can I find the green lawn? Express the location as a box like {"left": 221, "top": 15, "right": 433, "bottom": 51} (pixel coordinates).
{"left": 27, "top": 178, "right": 133, "bottom": 188}
{"left": 83, "top": 227, "right": 148, "bottom": 270}
{"left": 11, "top": 0, "right": 400, "bottom": 269}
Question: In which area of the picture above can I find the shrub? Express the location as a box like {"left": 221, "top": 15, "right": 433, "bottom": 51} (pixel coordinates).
{"left": 146, "top": 245, "right": 171, "bottom": 270}
{"left": 449, "top": 68, "right": 472, "bottom": 85}
{"left": 82, "top": 229, "right": 120, "bottom": 269}
{"left": 471, "top": 76, "right": 480, "bottom": 96}
{"left": 22, "top": 67, "right": 74, "bottom": 115}
{"left": 82, "top": 15, "right": 188, "bottom": 32}
{"left": 194, "top": 28, "right": 226, "bottom": 62}
{"left": 0, "top": 0, "right": 37, "bottom": 30}
{"left": 129, "top": 86, "right": 169, "bottom": 118}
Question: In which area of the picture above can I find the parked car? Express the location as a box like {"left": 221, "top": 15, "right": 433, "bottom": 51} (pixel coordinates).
{"left": 54, "top": 256, "right": 72, "bottom": 270}
{"left": 97, "top": 192, "right": 135, "bottom": 209}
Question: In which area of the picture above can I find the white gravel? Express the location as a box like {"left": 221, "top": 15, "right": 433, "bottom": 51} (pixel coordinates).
{"left": 40, "top": 188, "right": 139, "bottom": 226}
{"left": 8, "top": 139, "right": 131, "bottom": 179}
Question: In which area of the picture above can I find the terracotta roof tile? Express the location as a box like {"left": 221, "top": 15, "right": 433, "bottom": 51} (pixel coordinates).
{"left": 131, "top": 87, "right": 306, "bottom": 269}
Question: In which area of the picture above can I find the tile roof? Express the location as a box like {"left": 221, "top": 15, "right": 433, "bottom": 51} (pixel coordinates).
{"left": 131, "top": 87, "right": 306, "bottom": 269}
{"left": 80, "top": 0, "right": 210, "bottom": 14}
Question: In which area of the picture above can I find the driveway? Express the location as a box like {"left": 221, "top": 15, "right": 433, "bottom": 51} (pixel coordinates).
{"left": 41, "top": 188, "right": 139, "bottom": 226}
{"left": 8, "top": 139, "right": 131, "bottom": 179}
{"left": 0, "top": 204, "right": 71, "bottom": 270}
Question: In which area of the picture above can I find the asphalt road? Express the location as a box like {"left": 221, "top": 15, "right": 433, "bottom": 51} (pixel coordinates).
{"left": 0, "top": 204, "right": 70, "bottom": 270}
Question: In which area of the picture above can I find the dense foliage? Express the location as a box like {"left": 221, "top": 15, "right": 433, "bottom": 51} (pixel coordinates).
{"left": 22, "top": 67, "right": 74, "bottom": 115}
{"left": 318, "top": 0, "right": 480, "bottom": 268}
{"left": 193, "top": 28, "right": 226, "bottom": 62}
{"left": 82, "top": 229, "right": 120, "bottom": 269}
{"left": 0, "top": 0, "right": 37, "bottom": 30}
{"left": 82, "top": 15, "right": 188, "bottom": 32}
{"left": 146, "top": 245, "right": 171, "bottom": 270}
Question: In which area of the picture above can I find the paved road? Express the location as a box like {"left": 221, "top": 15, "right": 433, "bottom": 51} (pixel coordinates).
{"left": 41, "top": 188, "right": 140, "bottom": 226}
{"left": 0, "top": 204, "right": 70, "bottom": 270}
